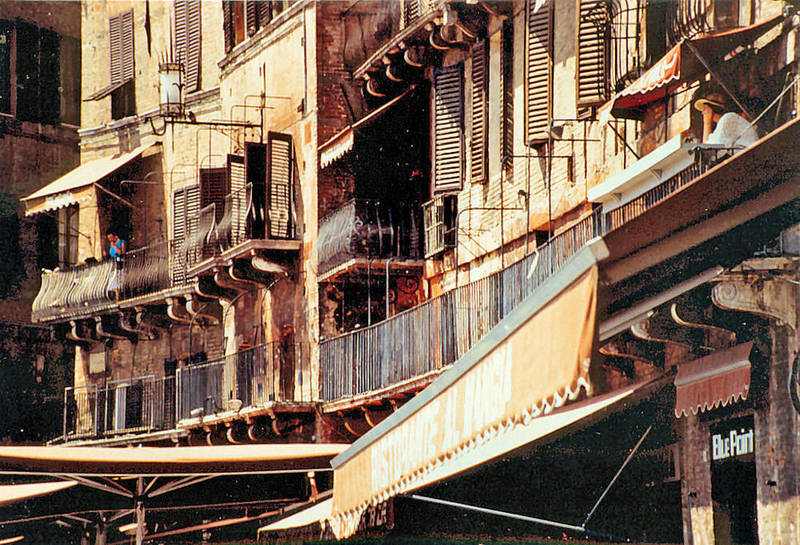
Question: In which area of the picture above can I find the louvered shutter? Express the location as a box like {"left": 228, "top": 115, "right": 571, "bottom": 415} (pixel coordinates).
{"left": 257, "top": 1, "right": 272, "bottom": 29}
{"left": 200, "top": 167, "right": 229, "bottom": 223}
{"left": 576, "top": 0, "right": 608, "bottom": 106}
{"left": 175, "top": 0, "right": 187, "bottom": 66}
{"left": 266, "top": 132, "right": 293, "bottom": 239}
{"left": 228, "top": 155, "right": 246, "bottom": 246}
{"left": 470, "top": 40, "right": 488, "bottom": 184}
{"left": 433, "top": 64, "right": 464, "bottom": 192}
{"left": 110, "top": 10, "right": 134, "bottom": 85}
{"left": 526, "top": 0, "right": 552, "bottom": 143}
{"left": 15, "top": 21, "right": 39, "bottom": 123}
{"left": 501, "top": 20, "right": 514, "bottom": 174}
{"left": 172, "top": 185, "right": 200, "bottom": 283}
{"left": 222, "top": 1, "right": 235, "bottom": 53}
{"left": 185, "top": 0, "right": 201, "bottom": 91}
{"left": 109, "top": 14, "right": 123, "bottom": 85}
{"left": 120, "top": 10, "right": 134, "bottom": 82}
{"left": 246, "top": 0, "right": 258, "bottom": 36}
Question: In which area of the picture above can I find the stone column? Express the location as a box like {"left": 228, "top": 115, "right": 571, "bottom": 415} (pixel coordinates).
{"left": 679, "top": 413, "right": 714, "bottom": 545}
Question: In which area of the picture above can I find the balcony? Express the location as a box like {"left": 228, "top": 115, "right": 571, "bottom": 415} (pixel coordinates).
{"left": 61, "top": 374, "right": 176, "bottom": 442}
{"left": 317, "top": 199, "right": 424, "bottom": 281}
{"left": 176, "top": 342, "right": 309, "bottom": 423}
{"left": 180, "top": 183, "right": 300, "bottom": 287}
{"left": 32, "top": 240, "right": 187, "bottom": 324}
{"left": 318, "top": 134, "right": 760, "bottom": 401}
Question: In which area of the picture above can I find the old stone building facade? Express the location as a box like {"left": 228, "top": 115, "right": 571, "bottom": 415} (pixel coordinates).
{"left": 9, "top": 0, "right": 800, "bottom": 543}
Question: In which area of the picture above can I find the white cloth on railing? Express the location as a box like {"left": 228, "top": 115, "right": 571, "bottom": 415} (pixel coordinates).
{"left": 707, "top": 113, "right": 759, "bottom": 149}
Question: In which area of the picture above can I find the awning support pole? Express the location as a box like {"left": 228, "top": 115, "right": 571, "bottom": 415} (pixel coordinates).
{"left": 93, "top": 182, "right": 136, "bottom": 209}
{"left": 135, "top": 477, "right": 145, "bottom": 545}
{"left": 582, "top": 424, "right": 652, "bottom": 527}
{"left": 684, "top": 41, "right": 756, "bottom": 122}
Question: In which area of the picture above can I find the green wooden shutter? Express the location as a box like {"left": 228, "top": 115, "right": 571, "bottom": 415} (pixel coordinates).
{"left": 526, "top": 0, "right": 552, "bottom": 143}
{"left": 576, "top": 0, "right": 609, "bottom": 106}
{"left": 433, "top": 63, "right": 464, "bottom": 192}
{"left": 470, "top": 40, "right": 488, "bottom": 184}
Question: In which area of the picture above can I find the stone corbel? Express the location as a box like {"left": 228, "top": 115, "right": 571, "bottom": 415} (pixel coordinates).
{"left": 95, "top": 316, "right": 136, "bottom": 343}
{"left": 712, "top": 278, "right": 798, "bottom": 329}
{"left": 166, "top": 296, "right": 192, "bottom": 324}
{"left": 67, "top": 319, "right": 95, "bottom": 344}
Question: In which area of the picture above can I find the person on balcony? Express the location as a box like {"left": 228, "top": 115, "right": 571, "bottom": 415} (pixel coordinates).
{"left": 107, "top": 230, "right": 126, "bottom": 299}
{"left": 695, "top": 92, "right": 759, "bottom": 150}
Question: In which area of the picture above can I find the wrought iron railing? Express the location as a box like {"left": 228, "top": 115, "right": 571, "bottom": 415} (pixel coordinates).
{"left": 319, "top": 146, "right": 719, "bottom": 400}
{"left": 33, "top": 240, "right": 186, "bottom": 323}
{"left": 176, "top": 342, "right": 309, "bottom": 421}
{"left": 317, "top": 199, "right": 423, "bottom": 276}
{"left": 62, "top": 375, "right": 176, "bottom": 440}
{"left": 180, "top": 182, "right": 297, "bottom": 271}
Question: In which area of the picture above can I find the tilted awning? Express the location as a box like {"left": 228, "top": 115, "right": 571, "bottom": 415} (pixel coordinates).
{"left": 675, "top": 341, "right": 753, "bottom": 417}
{"left": 0, "top": 443, "right": 348, "bottom": 476}
{"left": 258, "top": 497, "right": 333, "bottom": 536}
{"left": 319, "top": 85, "right": 418, "bottom": 169}
{"left": 0, "top": 480, "right": 77, "bottom": 507}
{"left": 328, "top": 241, "right": 610, "bottom": 539}
{"left": 607, "top": 15, "right": 783, "bottom": 119}
{"left": 22, "top": 143, "right": 157, "bottom": 216}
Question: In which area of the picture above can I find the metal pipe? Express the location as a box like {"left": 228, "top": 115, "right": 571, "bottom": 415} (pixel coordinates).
{"left": 134, "top": 477, "right": 145, "bottom": 545}
{"left": 583, "top": 424, "right": 652, "bottom": 527}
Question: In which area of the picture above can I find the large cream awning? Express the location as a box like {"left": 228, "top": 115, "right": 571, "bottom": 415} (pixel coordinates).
{"left": 22, "top": 143, "right": 157, "bottom": 216}
{"left": 257, "top": 497, "right": 333, "bottom": 537}
{"left": 0, "top": 480, "right": 77, "bottom": 507}
{"left": 0, "top": 444, "right": 348, "bottom": 477}
{"left": 329, "top": 241, "right": 610, "bottom": 538}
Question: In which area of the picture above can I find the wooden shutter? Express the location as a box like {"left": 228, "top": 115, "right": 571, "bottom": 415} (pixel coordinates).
{"left": 246, "top": 0, "right": 258, "bottom": 36}
{"left": 257, "top": 1, "right": 272, "bottom": 29}
{"left": 185, "top": 0, "right": 201, "bottom": 91}
{"left": 501, "top": 20, "right": 514, "bottom": 174}
{"left": 266, "top": 132, "right": 293, "bottom": 239}
{"left": 0, "top": 20, "right": 11, "bottom": 115}
{"left": 526, "top": 0, "right": 552, "bottom": 143}
{"left": 15, "top": 21, "right": 39, "bottom": 123}
{"left": 172, "top": 185, "right": 200, "bottom": 282}
{"left": 470, "top": 40, "right": 488, "bottom": 184}
{"left": 222, "top": 1, "right": 234, "bottom": 52}
{"left": 39, "top": 28, "right": 60, "bottom": 125}
{"left": 175, "top": 0, "right": 186, "bottom": 65}
{"left": 228, "top": 154, "right": 246, "bottom": 246}
{"left": 433, "top": 64, "right": 464, "bottom": 192}
{"left": 200, "top": 167, "right": 229, "bottom": 223}
{"left": 576, "top": 0, "right": 609, "bottom": 106}
{"left": 110, "top": 10, "right": 134, "bottom": 85}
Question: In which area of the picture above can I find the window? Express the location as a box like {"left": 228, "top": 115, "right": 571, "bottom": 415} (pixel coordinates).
{"left": 0, "top": 19, "right": 61, "bottom": 124}
{"left": 199, "top": 166, "right": 229, "bottom": 223}
{"left": 423, "top": 194, "right": 457, "bottom": 258}
{"left": 432, "top": 63, "right": 464, "bottom": 193}
{"left": 576, "top": 0, "right": 609, "bottom": 107}
{"left": 526, "top": 0, "right": 552, "bottom": 143}
{"left": 175, "top": 0, "right": 201, "bottom": 92}
{"left": 223, "top": 1, "right": 295, "bottom": 53}
{"left": 470, "top": 40, "right": 488, "bottom": 184}
{"left": 58, "top": 205, "right": 79, "bottom": 267}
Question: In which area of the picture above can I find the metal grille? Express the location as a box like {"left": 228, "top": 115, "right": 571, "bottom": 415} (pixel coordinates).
{"left": 433, "top": 64, "right": 464, "bottom": 192}
{"left": 526, "top": 0, "right": 552, "bottom": 142}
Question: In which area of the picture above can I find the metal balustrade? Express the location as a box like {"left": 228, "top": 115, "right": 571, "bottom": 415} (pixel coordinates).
{"left": 33, "top": 240, "right": 188, "bottom": 323}
{"left": 62, "top": 375, "right": 176, "bottom": 440}
{"left": 317, "top": 199, "right": 423, "bottom": 277}
{"left": 176, "top": 342, "right": 308, "bottom": 421}
{"left": 319, "top": 148, "right": 715, "bottom": 400}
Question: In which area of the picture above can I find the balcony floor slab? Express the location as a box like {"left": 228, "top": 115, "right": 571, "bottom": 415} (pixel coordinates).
{"left": 318, "top": 257, "right": 425, "bottom": 283}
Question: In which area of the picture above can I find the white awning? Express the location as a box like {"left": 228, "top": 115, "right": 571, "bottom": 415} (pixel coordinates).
{"left": 258, "top": 498, "right": 333, "bottom": 535}
{"left": 0, "top": 480, "right": 77, "bottom": 507}
{"left": 22, "top": 143, "right": 157, "bottom": 216}
{"left": 0, "top": 443, "right": 348, "bottom": 477}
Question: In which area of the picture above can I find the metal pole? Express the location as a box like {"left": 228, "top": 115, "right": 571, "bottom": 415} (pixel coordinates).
{"left": 583, "top": 424, "right": 652, "bottom": 527}
{"left": 135, "top": 477, "right": 145, "bottom": 545}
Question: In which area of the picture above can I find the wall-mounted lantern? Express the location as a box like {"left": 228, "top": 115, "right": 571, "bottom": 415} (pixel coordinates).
{"left": 159, "top": 62, "right": 184, "bottom": 118}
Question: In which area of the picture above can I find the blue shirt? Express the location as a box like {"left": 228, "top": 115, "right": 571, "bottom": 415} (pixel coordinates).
{"left": 110, "top": 239, "right": 125, "bottom": 258}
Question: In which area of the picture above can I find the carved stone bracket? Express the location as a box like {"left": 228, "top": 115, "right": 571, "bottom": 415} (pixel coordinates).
{"left": 712, "top": 278, "right": 798, "bottom": 329}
